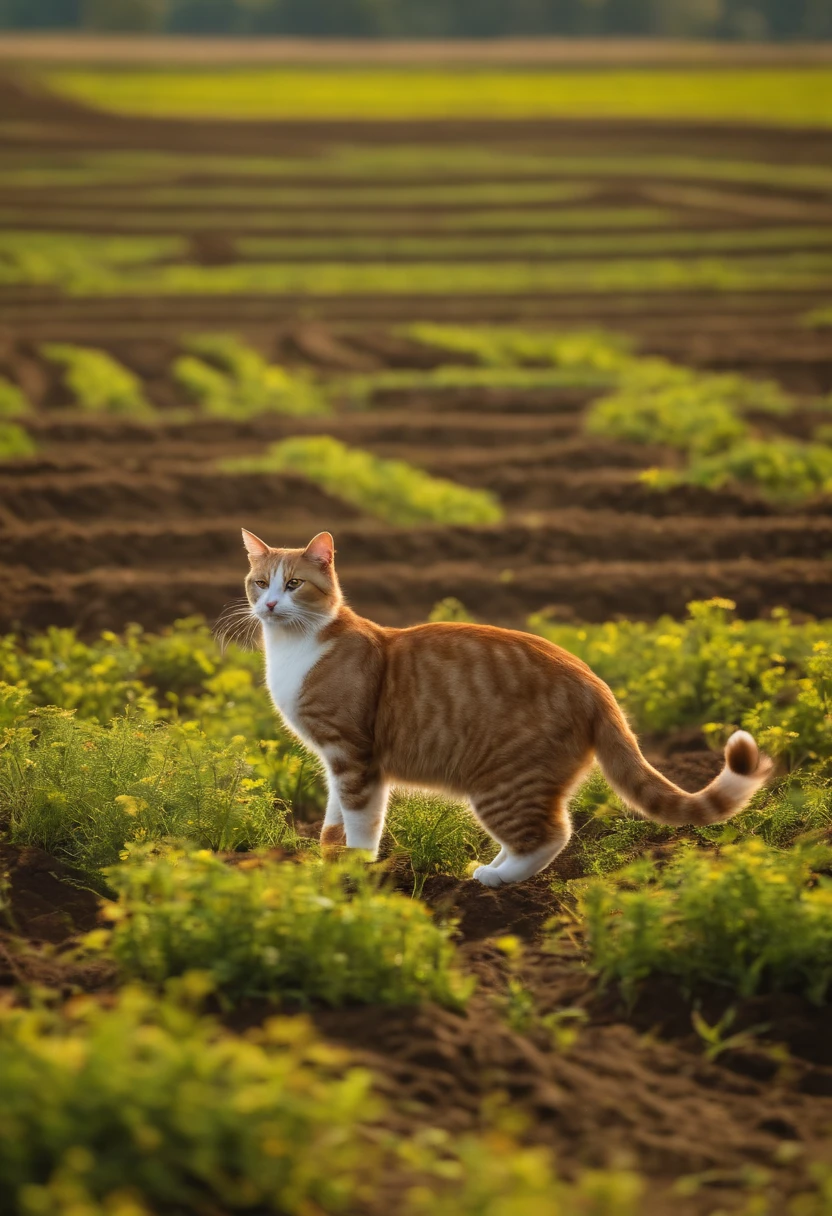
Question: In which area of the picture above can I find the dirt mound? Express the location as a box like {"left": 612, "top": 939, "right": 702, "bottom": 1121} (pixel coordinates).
{"left": 0, "top": 843, "right": 104, "bottom": 944}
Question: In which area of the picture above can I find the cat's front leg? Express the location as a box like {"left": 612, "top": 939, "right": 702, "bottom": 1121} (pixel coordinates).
{"left": 333, "top": 765, "right": 389, "bottom": 859}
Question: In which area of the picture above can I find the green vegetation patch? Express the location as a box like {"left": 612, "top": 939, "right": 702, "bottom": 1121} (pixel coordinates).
{"left": 386, "top": 791, "right": 495, "bottom": 895}
{"left": 41, "top": 344, "right": 155, "bottom": 417}
{"left": 580, "top": 841, "right": 832, "bottom": 1004}
{"left": 408, "top": 323, "right": 826, "bottom": 504}
{"left": 101, "top": 848, "right": 471, "bottom": 1008}
{"left": 44, "top": 67, "right": 832, "bottom": 128}
{"left": 644, "top": 437, "right": 832, "bottom": 503}
{"left": 221, "top": 436, "right": 503, "bottom": 526}
{"left": 0, "top": 987, "right": 379, "bottom": 1216}
{"left": 0, "top": 423, "right": 35, "bottom": 461}
{"left": 1, "top": 706, "right": 298, "bottom": 871}
{"left": 0, "top": 231, "right": 185, "bottom": 294}
{"left": 0, "top": 377, "right": 30, "bottom": 419}
{"left": 36, "top": 252, "right": 832, "bottom": 297}
{"left": 175, "top": 333, "right": 328, "bottom": 418}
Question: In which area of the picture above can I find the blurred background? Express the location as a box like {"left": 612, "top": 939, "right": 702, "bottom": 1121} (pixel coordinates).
{"left": 0, "top": 11, "right": 830, "bottom": 638}
{"left": 1, "top": 0, "right": 831, "bottom": 39}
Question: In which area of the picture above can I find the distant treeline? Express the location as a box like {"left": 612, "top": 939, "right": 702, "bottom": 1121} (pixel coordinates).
{"left": 1, "top": 0, "right": 830, "bottom": 39}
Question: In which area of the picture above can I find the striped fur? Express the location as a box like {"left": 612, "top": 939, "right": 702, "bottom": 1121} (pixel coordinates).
{"left": 239, "top": 530, "right": 773, "bottom": 885}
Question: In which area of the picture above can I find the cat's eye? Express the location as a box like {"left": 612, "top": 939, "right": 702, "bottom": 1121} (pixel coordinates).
{"left": 254, "top": 579, "right": 268, "bottom": 589}
{"left": 286, "top": 578, "right": 303, "bottom": 591}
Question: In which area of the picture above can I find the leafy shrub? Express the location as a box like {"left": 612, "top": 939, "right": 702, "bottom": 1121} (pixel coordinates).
{"left": 0, "top": 423, "right": 36, "bottom": 460}
{"left": 101, "top": 848, "right": 472, "bottom": 1008}
{"left": 0, "top": 987, "right": 379, "bottom": 1216}
{"left": 41, "top": 344, "right": 154, "bottom": 416}
{"left": 386, "top": 791, "right": 494, "bottom": 893}
{"left": 174, "top": 332, "right": 328, "bottom": 418}
{"left": 221, "top": 435, "right": 503, "bottom": 525}
{"left": 646, "top": 437, "right": 832, "bottom": 503}
{"left": 579, "top": 840, "right": 832, "bottom": 1004}
{"left": 1, "top": 711, "right": 296, "bottom": 870}
{"left": 0, "top": 377, "right": 30, "bottom": 418}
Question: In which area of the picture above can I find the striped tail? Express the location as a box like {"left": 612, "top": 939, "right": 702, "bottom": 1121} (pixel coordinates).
{"left": 592, "top": 688, "right": 773, "bottom": 827}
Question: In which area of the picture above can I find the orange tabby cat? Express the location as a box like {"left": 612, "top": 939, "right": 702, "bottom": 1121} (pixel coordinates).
{"left": 237, "top": 528, "right": 772, "bottom": 887}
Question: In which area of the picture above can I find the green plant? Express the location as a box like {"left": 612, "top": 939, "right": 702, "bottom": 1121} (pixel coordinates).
{"left": 530, "top": 598, "right": 832, "bottom": 742}
{"left": 0, "top": 423, "right": 36, "bottom": 460}
{"left": 1, "top": 711, "right": 297, "bottom": 871}
{"left": 428, "top": 597, "right": 476, "bottom": 624}
{"left": 645, "top": 438, "right": 832, "bottom": 503}
{"left": 174, "top": 332, "right": 328, "bottom": 418}
{"left": 0, "top": 986, "right": 380, "bottom": 1216}
{"left": 0, "top": 377, "right": 29, "bottom": 418}
{"left": 41, "top": 344, "right": 154, "bottom": 416}
{"left": 579, "top": 840, "right": 832, "bottom": 1005}
{"left": 407, "top": 1129, "right": 643, "bottom": 1216}
{"left": 221, "top": 436, "right": 503, "bottom": 526}
{"left": 100, "top": 848, "right": 472, "bottom": 1008}
{"left": 386, "top": 791, "right": 494, "bottom": 894}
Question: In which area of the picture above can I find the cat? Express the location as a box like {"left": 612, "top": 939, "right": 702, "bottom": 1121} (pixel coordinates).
{"left": 235, "top": 528, "right": 772, "bottom": 887}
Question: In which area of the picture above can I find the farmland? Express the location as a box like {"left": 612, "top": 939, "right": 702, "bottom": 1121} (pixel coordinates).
{"left": 1, "top": 46, "right": 832, "bottom": 1216}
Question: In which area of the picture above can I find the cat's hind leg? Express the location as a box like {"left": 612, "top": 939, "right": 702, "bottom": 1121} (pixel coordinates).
{"left": 471, "top": 792, "right": 571, "bottom": 887}
{"left": 320, "top": 779, "right": 346, "bottom": 853}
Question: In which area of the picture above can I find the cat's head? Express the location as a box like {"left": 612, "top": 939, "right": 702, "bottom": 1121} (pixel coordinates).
{"left": 241, "top": 529, "right": 341, "bottom": 632}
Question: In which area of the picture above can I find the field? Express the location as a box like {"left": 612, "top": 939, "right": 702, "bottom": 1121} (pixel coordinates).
{"left": 1, "top": 47, "right": 832, "bottom": 1216}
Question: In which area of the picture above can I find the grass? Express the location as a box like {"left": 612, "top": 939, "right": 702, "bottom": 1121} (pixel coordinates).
{"left": 220, "top": 436, "right": 503, "bottom": 526}
{"left": 43, "top": 67, "right": 832, "bottom": 127}
{"left": 579, "top": 840, "right": 832, "bottom": 1004}
{"left": 174, "top": 333, "right": 329, "bottom": 418}
{"left": 41, "top": 344, "right": 155, "bottom": 416}
{"left": 100, "top": 848, "right": 472, "bottom": 1009}
{"left": 0, "top": 987, "right": 381, "bottom": 1216}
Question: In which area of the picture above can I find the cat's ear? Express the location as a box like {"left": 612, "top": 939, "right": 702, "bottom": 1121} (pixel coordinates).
{"left": 241, "top": 528, "right": 270, "bottom": 561}
{"left": 303, "top": 531, "right": 335, "bottom": 571}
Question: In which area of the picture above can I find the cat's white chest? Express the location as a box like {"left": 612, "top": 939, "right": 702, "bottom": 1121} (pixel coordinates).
{"left": 263, "top": 630, "right": 329, "bottom": 740}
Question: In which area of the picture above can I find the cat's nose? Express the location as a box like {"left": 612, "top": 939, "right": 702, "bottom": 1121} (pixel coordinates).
{"left": 265, "top": 600, "right": 277, "bottom": 611}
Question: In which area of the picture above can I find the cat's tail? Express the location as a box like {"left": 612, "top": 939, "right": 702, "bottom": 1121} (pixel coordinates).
{"left": 591, "top": 685, "right": 772, "bottom": 827}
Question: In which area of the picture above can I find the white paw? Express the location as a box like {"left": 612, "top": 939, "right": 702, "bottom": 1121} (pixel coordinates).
{"left": 473, "top": 864, "right": 504, "bottom": 888}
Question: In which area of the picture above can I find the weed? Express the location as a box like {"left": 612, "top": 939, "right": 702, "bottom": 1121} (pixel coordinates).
{"left": 0, "top": 986, "right": 379, "bottom": 1216}
{"left": 1, "top": 711, "right": 297, "bottom": 871}
{"left": 41, "top": 344, "right": 154, "bottom": 417}
{"left": 174, "top": 332, "right": 328, "bottom": 418}
{"left": 428, "top": 597, "right": 476, "bottom": 623}
{"left": 579, "top": 840, "right": 832, "bottom": 1004}
{"left": 99, "top": 848, "right": 472, "bottom": 1008}
{"left": 691, "top": 1008, "right": 771, "bottom": 1062}
{"left": 220, "top": 435, "right": 503, "bottom": 526}
{"left": 386, "top": 790, "right": 494, "bottom": 894}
